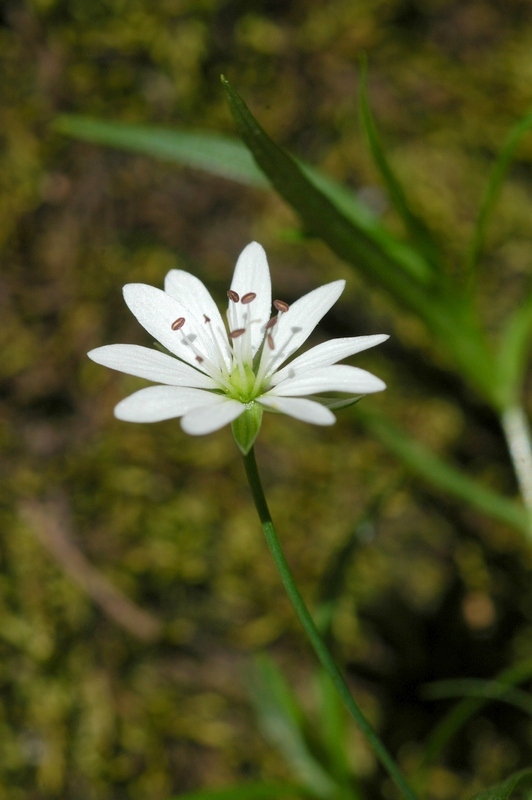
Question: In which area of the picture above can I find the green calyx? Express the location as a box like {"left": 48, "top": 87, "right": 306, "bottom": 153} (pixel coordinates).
{"left": 231, "top": 402, "right": 263, "bottom": 454}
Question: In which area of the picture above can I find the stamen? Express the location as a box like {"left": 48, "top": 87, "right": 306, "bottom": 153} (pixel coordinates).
{"left": 251, "top": 309, "right": 297, "bottom": 395}
{"left": 227, "top": 290, "right": 240, "bottom": 303}
{"left": 241, "top": 292, "right": 256, "bottom": 304}
{"left": 202, "top": 315, "right": 230, "bottom": 378}
{"left": 173, "top": 319, "right": 232, "bottom": 392}
{"left": 229, "top": 328, "right": 246, "bottom": 339}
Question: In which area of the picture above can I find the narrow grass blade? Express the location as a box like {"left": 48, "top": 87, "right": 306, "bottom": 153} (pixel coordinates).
{"left": 249, "top": 655, "right": 340, "bottom": 799}
{"left": 467, "top": 109, "right": 532, "bottom": 279}
{"left": 358, "top": 62, "right": 442, "bottom": 271}
{"left": 422, "top": 677, "right": 532, "bottom": 717}
{"left": 355, "top": 406, "right": 529, "bottom": 533}
{"left": 314, "top": 671, "right": 351, "bottom": 787}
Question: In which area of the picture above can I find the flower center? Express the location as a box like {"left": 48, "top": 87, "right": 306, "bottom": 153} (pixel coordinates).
{"left": 170, "top": 289, "right": 291, "bottom": 402}
{"left": 227, "top": 361, "right": 257, "bottom": 401}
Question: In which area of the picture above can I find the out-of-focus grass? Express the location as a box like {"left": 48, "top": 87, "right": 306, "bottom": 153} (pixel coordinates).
{"left": 2, "top": 1, "right": 532, "bottom": 797}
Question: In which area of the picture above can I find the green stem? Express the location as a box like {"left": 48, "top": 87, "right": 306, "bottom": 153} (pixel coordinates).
{"left": 242, "top": 446, "right": 419, "bottom": 800}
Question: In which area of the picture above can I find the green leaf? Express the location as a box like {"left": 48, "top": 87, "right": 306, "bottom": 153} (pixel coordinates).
{"left": 231, "top": 403, "right": 263, "bottom": 455}
{"left": 53, "top": 114, "right": 432, "bottom": 284}
{"left": 468, "top": 769, "right": 532, "bottom": 800}
{"left": 169, "top": 783, "right": 311, "bottom": 800}
{"left": 355, "top": 405, "right": 530, "bottom": 533}
{"left": 221, "top": 77, "right": 445, "bottom": 325}
{"left": 297, "top": 164, "right": 433, "bottom": 284}
{"left": 358, "top": 61, "right": 442, "bottom": 271}
{"left": 467, "top": 108, "right": 532, "bottom": 279}
{"left": 53, "top": 116, "right": 269, "bottom": 187}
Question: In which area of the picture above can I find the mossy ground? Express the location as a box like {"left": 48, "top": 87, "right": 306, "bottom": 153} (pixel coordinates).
{"left": 2, "top": 1, "right": 532, "bottom": 797}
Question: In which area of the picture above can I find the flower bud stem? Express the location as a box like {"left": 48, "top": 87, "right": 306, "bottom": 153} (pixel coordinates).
{"left": 242, "top": 446, "right": 419, "bottom": 800}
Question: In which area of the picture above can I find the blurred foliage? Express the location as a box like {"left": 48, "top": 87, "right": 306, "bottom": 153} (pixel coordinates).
{"left": 2, "top": 0, "right": 532, "bottom": 798}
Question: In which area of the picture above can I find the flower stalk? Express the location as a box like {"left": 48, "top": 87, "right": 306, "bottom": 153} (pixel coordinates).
{"left": 242, "top": 445, "right": 419, "bottom": 800}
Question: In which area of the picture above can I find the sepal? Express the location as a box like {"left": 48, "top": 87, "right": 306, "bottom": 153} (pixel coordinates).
{"left": 311, "top": 395, "right": 362, "bottom": 410}
{"left": 231, "top": 402, "right": 263, "bottom": 454}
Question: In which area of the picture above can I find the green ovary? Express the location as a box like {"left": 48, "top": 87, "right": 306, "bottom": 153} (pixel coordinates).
{"left": 227, "top": 363, "right": 263, "bottom": 402}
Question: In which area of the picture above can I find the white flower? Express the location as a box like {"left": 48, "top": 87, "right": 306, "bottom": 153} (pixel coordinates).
{"left": 88, "top": 242, "right": 387, "bottom": 446}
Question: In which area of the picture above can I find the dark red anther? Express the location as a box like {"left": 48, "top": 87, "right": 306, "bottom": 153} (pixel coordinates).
{"left": 229, "top": 328, "right": 246, "bottom": 339}
{"left": 203, "top": 314, "right": 211, "bottom": 323}
{"left": 227, "top": 290, "right": 240, "bottom": 303}
{"left": 274, "top": 299, "right": 290, "bottom": 313}
{"left": 196, "top": 355, "right": 204, "bottom": 363}
{"left": 267, "top": 333, "right": 275, "bottom": 350}
{"left": 171, "top": 317, "right": 185, "bottom": 330}
{"left": 241, "top": 292, "right": 256, "bottom": 304}
{"left": 265, "top": 317, "right": 277, "bottom": 330}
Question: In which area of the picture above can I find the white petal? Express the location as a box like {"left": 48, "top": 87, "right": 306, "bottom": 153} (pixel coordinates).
{"left": 264, "top": 280, "right": 345, "bottom": 377}
{"left": 228, "top": 242, "right": 272, "bottom": 356}
{"left": 88, "top": 344, "right": 217, "bottom": 389}
{"left": 114, "top": 386, "right": 224, "bottom": 422}
{"left": 164, "top": 270, "right": 231, "bottom": 369}
{"left": 123, "top": 283, "right": 227, "bottom": 372}
{"left": 258, "top": 395, "right": 335, "bottom": 426}
{"left": 271, "top": 335, "right": 389, "bottom": 385}
{"left": 269, "top": 364, "right": 386, "bottom": 396}
{"left": 181, "top": 399, "right": 245, "bottom": 435}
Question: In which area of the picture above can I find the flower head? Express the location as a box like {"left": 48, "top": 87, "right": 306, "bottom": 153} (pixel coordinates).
{"left": 88, "top": 242, "right": 387, "bottom": 452}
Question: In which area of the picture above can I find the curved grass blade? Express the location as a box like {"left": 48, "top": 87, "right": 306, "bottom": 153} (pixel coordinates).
{"left": 355, "top": 406, "right": 529, "bottom": 533}
{"left": 467, "top": 109, "right": 532, "bottom": 280}
{"left": 358, "top": 61, "right": 442, "bottom": 271}
{"left": 422, "top": 677, "right": 532, "bottom": 716}
{"left": 419, "top": 658, "right": 532, "bottom": 769}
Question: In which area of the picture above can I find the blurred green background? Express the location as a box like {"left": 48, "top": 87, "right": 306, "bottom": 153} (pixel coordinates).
{"left": 2, "top": 0, "right": 532, "bottom": 797}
